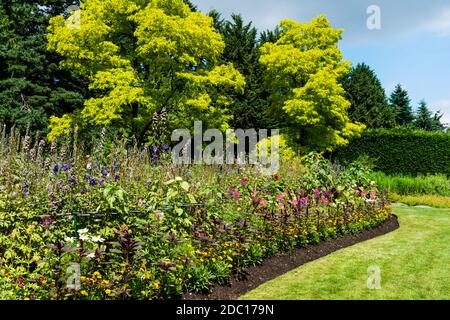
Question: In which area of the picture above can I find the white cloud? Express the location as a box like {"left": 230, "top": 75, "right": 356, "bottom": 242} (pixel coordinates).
{"left": 425, "top": 8, "right": 450, "bottom": 37}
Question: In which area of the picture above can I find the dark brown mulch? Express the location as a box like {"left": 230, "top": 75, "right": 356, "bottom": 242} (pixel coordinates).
{"left": 182, "top": 215, "right": 399, "bottom": 300}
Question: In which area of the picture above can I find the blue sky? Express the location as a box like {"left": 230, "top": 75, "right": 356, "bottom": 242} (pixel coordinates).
{"left": 193, "top": 0, "right": 450, "bottom": 125}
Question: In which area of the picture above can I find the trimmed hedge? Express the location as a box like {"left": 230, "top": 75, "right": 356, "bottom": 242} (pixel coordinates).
{"left": 333, "top": 128, "right": 450, "bottom": 176}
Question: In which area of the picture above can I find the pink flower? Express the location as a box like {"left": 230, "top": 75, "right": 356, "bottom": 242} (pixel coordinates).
{"left": 276, "top": 203, "right": 285, "bottom": 210}
{"left": 291, "top": 198, "right": 300, "bottom": 206}
{"left": 276, "top": 194, "right": 286, "bottom": 202}
{"left": 258, "top": 198, "right": 267, "bottom": 206}
{"left": 313, "top": 189, "right": 321, "bottom": 198}
{"left": 321, "top": 197, "right": 329, "bottom": 205}
{"left": 228, "top": 188, "right": 241, "bottom": 200}
{"left": 300, "top": 196, "right": 309, "bottom": 206}
{"left": 240, "top": 179, "right": 249, "bottom": 187}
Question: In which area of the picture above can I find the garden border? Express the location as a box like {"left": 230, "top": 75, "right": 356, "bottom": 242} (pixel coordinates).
{"left": 182, "top": 214, "right": 399, "bottom": 300}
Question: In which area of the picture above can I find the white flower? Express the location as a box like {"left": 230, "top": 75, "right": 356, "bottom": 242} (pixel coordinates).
{"left": 64, "top": 237, "right": 76, "bottom": 244}
{"left": 91, "top": 236, "right": 105, "bottom": 243}
{"left": 79, "top": 234, "right": 91, "bottom": 241}
{"left": 154, "top": 210, "right": 164, "bottom": 220}
{"left": 86, "top": 252, "right": 95, "bottom": 259}
{"left": 77, "top": 228, "right": 89, "bottom": 235}
{"left": 86, "top": 163, "right": 92, "bottom": 170}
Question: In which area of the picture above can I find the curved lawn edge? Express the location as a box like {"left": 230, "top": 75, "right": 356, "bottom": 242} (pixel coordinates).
{"left": 182, "top": 215, "right": 400, "bottom": 300}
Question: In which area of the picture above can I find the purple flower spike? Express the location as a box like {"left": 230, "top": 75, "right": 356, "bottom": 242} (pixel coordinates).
{"left": 152, "top": 145, "right": 159, "bottom": 153}
{"left": 146, "top": 180, "right": 152, "bottom": 187}
{"left": 102, "top": 168, "right": 108, "bottom": 177}
{"left": 98, "top": 179, "right": 105, "bottom": 187}
{"left": 89, "top": 178, "right": 97, "bottom": 186}
{"left": 53, "top": 164, "right": 59, "bottom": 174}
{"left": 163, "top": 144, "right": 169, "bottom": 152}
{"left": 62, "top": 164, "right": 69, "bottom": 171}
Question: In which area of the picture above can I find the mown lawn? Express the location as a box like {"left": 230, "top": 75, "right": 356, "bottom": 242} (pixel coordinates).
{"left": 241, "top": 207, "right": 450, "bottom": 300}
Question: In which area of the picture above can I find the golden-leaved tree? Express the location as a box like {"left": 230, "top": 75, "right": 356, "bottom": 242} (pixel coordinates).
{"left": 260, "top": 16, "right": 365, "bottom": 152}
{"left": 47, "top": 0, "right": 245, "bottom": 141}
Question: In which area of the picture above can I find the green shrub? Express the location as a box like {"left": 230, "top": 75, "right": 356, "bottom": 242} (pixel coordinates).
{"left": 333, "top": 128, "right": 450, "bottom": 176}
{"left": 371, "top": 172, "right": 450, "bottom": 196}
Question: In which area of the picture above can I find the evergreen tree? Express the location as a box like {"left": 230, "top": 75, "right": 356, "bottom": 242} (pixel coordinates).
{"left": 414, "top": 101, "right": 446, "bottom": 131}
{"left": 0, "top": 1, "right": 85, "bottom": 135}
{"left": 389, "top": 84, "right": 414, "bottom": 126}
{"left": 216, "top": 13, "right": 275, "bottom": 129}
{"left": 342, "top": 63, "right": 395, "bottom": 128}
{"left": 259, "top": 26, "right": 282, "bottom": 44}
{"left": 207, "top": 9, "right": 224, "bottom": 33}
{"left": 414, "top": 100, "right": 434, "bottom": 131}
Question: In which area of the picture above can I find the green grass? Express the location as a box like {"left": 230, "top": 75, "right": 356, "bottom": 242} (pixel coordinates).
{"left": 390, "top": 193, "right": 450, "bottom": 208}
{"left": 240, "top": 207, "right": 450, "bottom": 300}
{"left": 371, "top": 172, "right": 450, "bottom": 196}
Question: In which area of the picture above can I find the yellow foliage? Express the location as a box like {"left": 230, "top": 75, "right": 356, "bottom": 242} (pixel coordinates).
{"left": 48, "top": 114, "right": 76, "bottom": 142}
{"left": 255, "top": 134, "right": 298, "bottom": 160}
{"left": 47, "top": 0, "right": 244, "bottom": 139}
{"left": 260, "top": 15, "right": 363, "bottom": 152}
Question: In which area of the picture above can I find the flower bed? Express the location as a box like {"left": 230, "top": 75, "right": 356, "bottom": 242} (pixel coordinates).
{"left": 0, "top": 131, "right": 391, "bottom": 300}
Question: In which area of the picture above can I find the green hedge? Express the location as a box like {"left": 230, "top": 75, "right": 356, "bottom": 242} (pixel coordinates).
{"left": 333, "top": 128, "right": 450, "bottom": 176}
